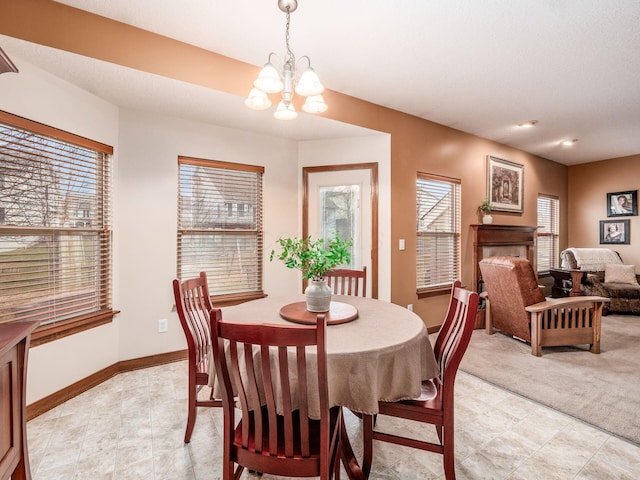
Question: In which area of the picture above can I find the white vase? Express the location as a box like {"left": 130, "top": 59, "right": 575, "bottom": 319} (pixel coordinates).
{"left": 482, "top": 214, "right": 493, "bottom": 224}
{"left": 305, "top": 278, "right": 332, "bottom": 312}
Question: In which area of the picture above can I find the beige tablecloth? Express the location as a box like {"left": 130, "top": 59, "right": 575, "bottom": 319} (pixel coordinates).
{"left": 210, "top": 294, "right": 438, "bottom": 417}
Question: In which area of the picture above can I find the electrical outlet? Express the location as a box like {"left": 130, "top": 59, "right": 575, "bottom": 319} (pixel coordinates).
{"left": 158, "top": 318, "right": 168, "bottom": 333}
{"left": 407, "top": 304, "right": 413, "bottom": 312}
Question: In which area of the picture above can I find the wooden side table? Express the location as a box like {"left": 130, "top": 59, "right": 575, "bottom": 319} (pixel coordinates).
{"left": 550, "top": 268, "right": 586, "bottom": 298}
{"left": 0, "top": 321, "right": 38, "bottom": 480}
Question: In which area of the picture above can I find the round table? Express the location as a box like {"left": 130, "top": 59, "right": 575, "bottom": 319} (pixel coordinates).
{"left": 215, "top": 294, "right": 438, "bottom": 416}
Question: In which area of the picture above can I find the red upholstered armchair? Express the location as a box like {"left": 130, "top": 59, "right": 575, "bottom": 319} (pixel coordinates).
{"left": 479, "top": 256, "right": 609, "bottom": 356}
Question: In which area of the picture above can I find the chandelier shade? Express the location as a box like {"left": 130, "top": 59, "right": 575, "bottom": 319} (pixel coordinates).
{"left": 245, "top": 0, "right": 326, "bottom": 120}
{"left": 295, "top": 63, "right": 324, "bottom": 96}
{"left": 254, "top": 58, "right": 283, "bottom": 94}
{"left": 244, "top": 88, "right": 272, "bottom": 110}
{"left": 274, "top": 101, "right": 298, "bottom": 120}
{"left": 302, "top": 95, "right": 328, "bottom": 114}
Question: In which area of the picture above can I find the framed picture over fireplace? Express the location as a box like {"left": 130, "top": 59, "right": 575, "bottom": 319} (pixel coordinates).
{"left": 487, "top": 155, "right": 524, "bottom": 213}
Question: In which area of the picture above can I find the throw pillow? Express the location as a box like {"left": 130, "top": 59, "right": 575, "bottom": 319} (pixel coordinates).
{"left": 604, "top": 264, "right": 638, "bottom": 284}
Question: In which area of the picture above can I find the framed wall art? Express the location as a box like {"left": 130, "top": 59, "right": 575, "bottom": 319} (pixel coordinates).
{"left": 600, "top": 219, "right": 630, "bottom": 244}
{"left": 487, "top": 155, "right": 524, "bottom": 213}
{"left": 607, "top": 190, "right": 637, "bottom": 217}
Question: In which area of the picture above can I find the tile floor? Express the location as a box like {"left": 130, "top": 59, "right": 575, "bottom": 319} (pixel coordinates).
{"left": 27, "top": 361, "right": 640, "bottom": 480}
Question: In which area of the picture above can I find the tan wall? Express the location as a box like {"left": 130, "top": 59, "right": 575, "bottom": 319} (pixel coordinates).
{"left": 389, "top": 126, "right": 567, "bottom": 325}
{"left": 0, "top": 0, "right": 569, "bottom": 329}
{"left": 568, "top": 154, "right": 640, "bottom": 269}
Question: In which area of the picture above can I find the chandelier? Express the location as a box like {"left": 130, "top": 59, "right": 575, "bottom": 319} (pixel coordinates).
{"left": 244, "top": 0, "right": 327, "bottom": 120}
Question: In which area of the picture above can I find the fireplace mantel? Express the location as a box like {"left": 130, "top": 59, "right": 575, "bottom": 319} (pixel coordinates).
{"left": 471, "top": 224, "right": 537, "bottom": 292}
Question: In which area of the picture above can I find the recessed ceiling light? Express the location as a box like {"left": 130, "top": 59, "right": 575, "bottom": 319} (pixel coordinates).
{"left": 561, "top": 139, "right": 578, "bottom": 146}
{"left": 517, "top": 120, "right": 538, "bottom": 128}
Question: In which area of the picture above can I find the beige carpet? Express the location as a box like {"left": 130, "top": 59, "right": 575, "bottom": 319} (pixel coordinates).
{"left": 459, "top": 314, "right": 640, "bottom": 445}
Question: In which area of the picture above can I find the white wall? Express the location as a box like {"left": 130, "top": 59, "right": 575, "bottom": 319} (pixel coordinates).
{"left": 1, "top": 57, "right": 121, "bottom": 403}
{"left": 115, "top": 110, "right": 300, "bottom": 360}
{"left": 298, "top": 136, "right": 392, "bottom": 300}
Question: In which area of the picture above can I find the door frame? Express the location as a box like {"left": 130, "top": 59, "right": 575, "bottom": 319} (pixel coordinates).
{"left": 303, "top": 163, "right": 379, "bottom": 298}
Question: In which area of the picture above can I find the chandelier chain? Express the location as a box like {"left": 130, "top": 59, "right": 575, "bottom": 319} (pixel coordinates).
{"left": 284, "top": 7, "right": 295, "bottom": 70}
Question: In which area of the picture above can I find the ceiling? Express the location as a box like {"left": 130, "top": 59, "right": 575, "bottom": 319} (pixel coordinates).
{"left": 2, "top": 0, "right": 640, "bottom": 165}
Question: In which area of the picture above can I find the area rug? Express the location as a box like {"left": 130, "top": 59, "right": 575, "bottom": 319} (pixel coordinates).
{"left": 459, "top": 314, "right": 640, "bottom": 445}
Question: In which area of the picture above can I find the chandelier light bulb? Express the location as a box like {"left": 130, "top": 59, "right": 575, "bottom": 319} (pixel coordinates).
{"left": 302, "top": 94, "right": 328, "bottom": 114}
{"left": 274, "top": 101, "right": 298, "bottom": 120}
{"left": 245, "top": 88, "right": 272, "bottom": 110}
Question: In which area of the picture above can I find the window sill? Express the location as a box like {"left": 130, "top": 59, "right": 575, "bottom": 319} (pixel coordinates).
{"left": 211, "top": 291, "right": 267, "bottom": 307}
{"left": 31, "top": 309, "right": 120, "bottom": 347}
{"left": 417, "top": 285, "right": 453, "bottom": 299}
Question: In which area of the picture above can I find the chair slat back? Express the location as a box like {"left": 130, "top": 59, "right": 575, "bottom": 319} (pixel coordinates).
{"left": 325, "top": 266, "right": 367, "bottom": 296}
{"left": 433, "top": 282, "right": 478, "bottom": 388}
{"left": 173, "top": 272, "right": 213, "bottom": 366}
{"left": 211, "top": 311, "right": 328, "bottom": 460}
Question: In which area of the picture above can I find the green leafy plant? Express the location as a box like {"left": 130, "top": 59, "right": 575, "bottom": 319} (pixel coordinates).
{"left": 477, "top": 199, "right": 493, "bottom": 215}
{"left": 270, "top": 236, "right": 352, "bottom": 280}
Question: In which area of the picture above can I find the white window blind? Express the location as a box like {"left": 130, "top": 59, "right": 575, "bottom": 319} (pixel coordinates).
{"left": 537, "top": 195, "right": 559, "bottom": 273}
{"left": 0, "top": 113, "right": 112, "bottom": 328}
{"left": 416, "top": 173, "right": 461, "bottom": 291}
{"left": 178, "top": 157, "right": 264, "bottom": 300}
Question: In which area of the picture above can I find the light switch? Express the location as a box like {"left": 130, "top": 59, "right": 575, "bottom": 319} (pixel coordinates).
{"left": 399, "top": 239, "right": 406, "bottom": 251}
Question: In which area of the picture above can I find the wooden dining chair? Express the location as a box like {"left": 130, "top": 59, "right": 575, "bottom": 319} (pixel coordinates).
{"left": 210, "top": 309, "right": 342, "bottom": 480}
{"left": 362, "top": 281, "right": 478, "bottom": 480}
{"left": 172, "top": 272, "right": 221, "bottom": 443}
{"left": 325, "top": 266, "right": 367, "bottom": 296}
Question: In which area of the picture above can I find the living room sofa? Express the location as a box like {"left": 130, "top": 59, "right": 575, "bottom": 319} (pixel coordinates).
{"left": 560, "top": 248, "right": 640, "bottom": 315}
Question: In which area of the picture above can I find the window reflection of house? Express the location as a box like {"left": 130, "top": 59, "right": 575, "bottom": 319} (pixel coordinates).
{"left": 180, "top": 189, "right": 256, "bottom": 229}
{"left": 0, "top": 163, "right": 95, "bottom": 229}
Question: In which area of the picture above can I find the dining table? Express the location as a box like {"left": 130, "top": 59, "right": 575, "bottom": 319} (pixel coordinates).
{"left": 212, "top": 294, "right": 439, "bottom": 479}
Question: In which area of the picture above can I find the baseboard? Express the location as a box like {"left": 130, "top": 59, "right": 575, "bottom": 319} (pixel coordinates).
{"left": 26, "top": 349, "right": 188, "bottom": 421}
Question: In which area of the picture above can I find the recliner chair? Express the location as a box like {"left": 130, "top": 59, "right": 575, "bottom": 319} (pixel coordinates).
{"left": 479, "top": 256, "right": 609, "bottom": 356}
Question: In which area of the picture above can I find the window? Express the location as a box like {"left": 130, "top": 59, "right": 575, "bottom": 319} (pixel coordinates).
{"left": 319, "top": 184, "right": 360, "bottom": 267}
{"left": 178, "top": 157, "right": 264, "bottom": 304}
{"left": 537, "top": 194, "right": 560, "bottom": 273}
{"left": 0, "top": 111, "right": 114, "bottom": 345}
{"left": 416, "top": 173, "right": 461, "bottom": 293}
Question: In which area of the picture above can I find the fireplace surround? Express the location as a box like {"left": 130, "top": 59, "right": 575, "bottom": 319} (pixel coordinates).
{"left": 471, "top": 224, "right": 538, "bottom": 293}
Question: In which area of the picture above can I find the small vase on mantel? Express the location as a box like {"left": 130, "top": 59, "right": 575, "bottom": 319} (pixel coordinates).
{"left": 305, "top": 277, "right": 332, "bottom": 312}
{"left": 482, "top": 214, "right": 493, "bottom": 224}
